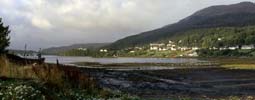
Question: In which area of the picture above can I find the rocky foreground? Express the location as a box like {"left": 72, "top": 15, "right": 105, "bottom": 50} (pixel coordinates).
{"left": 81, "top": 66, "right": 255, "bottom": 99}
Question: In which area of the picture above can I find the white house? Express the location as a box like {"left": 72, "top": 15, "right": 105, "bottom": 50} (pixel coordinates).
{"left": 134, "top": 47, "right": 143, "bottom": 50}
{"left": 220, "top": 47, "right": 228, "bottom": 50}
{"left": 159, "top": 47, "right": 168, "bottom": 51}
{"left": 170, "top": 47, "right": 177, "bottom": 51}
{"left": 192, "top": 47, "right": 200, "bottom": 50}
{"left": 241, "top": 45, "right": 255, "bottom": 50}
{"left": 129, "top": 51, "right": 135, "bottom": 53}
{"left": 169, "top": 40, "right": 174, "bottom": 44}
{"left": 188, "top": 52, "right": 198, "bottom": 57}
{"left": 150, "top": 43, "right": 165, "bottom": 51}
{"left": 150, "top": 46, "right": 159, "bottom": 50}
{"left": 77, "top": 48, "right": 87, "bottom": 51}
{"left": 180, "top": 47, "right": 189, "bottom": 51}
{"left": 228, "top": 46, "right": 239, "bottom": 50}
{"left": 100, "top": 49, "right": 108, "bottom": 52}
{"left": 209, "top": 47, "right": 218, "bottom": 50}
{"left": 178, "top": 40, "right": 182, "bottom": 43}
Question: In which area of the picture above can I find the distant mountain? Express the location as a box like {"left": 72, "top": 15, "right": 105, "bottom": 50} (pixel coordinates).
{"left": 42, "top": 43, "right": 110, "bottom": 55}
{"left": 8, "top": 49, "right": 37, "bottom": 56}
{"left": 108, "top": 2, "right": 255, "bottom": 49}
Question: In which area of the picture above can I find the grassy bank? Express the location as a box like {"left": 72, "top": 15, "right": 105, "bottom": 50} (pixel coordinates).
{"left": 205, "top": 58, "right": 255, "bottom": 70}
{"left": 0, "top": 55, "right": 139, "bottom": 100}
{"left": 74, "top": 61, "right": 218, "bottom": 68}
{"left": 222, "top": 64, "right": 255, "bottom": 69}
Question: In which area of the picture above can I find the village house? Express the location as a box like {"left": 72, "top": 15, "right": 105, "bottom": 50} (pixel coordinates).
{"left": 100, "top": 49, "right": 108, "bottom": 52}
{"left": 166, "top": 40, "right": 178, "bottom": 51}
{"left": 134, "top": 47, "right": 143, "bottom": 50}
{"left": 129, "top": 50, "right": 135, "bottom": 53}
{"left": 228, "top": 46, "right": 239, "bottom": 50}
{"left": 167, "top": 45, "right": 177, "bottom": 51}
{"left": 170, "top": 47, "right": 177, "bottom": 51}
{"left": 159, "top": 48, "right": 167, "bottom": 51}
{"left": 77, "top": 48, "right": 87, "bottom": 51}
{"left": 188, "top": 52, "right": 198, "bottom": 57}
{"left": 179, "top": 47, "right": 190, "bottom": 51}
{"left": 219, "top": 47, "right": 228, "bottom": 50}
{"left": 241, "top": 45, "right": 255, "bottom": 50}
{"left": 178, "top": 40, "right": 182, "bottom": 43}
{"left": 150, "top": 43, "right": 165, "bottom": 51}
{"left": 209, "top": 47, "right": 218, "bottom": 50}
{"left": 192, "top": 47, "right": 200, "bottom": 50}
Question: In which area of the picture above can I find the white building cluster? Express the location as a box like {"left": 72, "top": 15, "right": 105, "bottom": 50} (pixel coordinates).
{"left": 210, "top": 45, "right": 255, "bottom": 50}
{"left": 149, "top": 40, "right": 255, "bottom": 51}
{"left": 149, "top": 40, "right": 200, "bottom": 51}
{"left": 100, "top": 49, "right": 108, "bottom": 52}
{"left": 77, "top": 48, "right": 87, "bottom": 51}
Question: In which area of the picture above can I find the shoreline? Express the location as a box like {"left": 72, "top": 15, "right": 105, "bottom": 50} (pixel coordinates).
{"left": 2, "top": 55, "right": 255, "bottom": 99}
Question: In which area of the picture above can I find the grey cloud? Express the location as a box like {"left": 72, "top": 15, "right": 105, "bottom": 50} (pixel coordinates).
{"left": 0, "top": 0, "right": 255, "bottom": 50}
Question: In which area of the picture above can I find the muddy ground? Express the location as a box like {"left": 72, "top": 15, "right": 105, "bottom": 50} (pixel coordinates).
{"left": 81, "top": 66, "right": 255, "bottom": 99}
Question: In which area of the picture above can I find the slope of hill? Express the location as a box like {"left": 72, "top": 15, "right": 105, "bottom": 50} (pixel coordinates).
{"left": 108, "top": 2, "right": 255, "bottom": 49}
{"left": 42, "top": 43, "right": 110, "bottom": 55}
{"left": 8, "top": 49, "right": 37, "bottom": 56}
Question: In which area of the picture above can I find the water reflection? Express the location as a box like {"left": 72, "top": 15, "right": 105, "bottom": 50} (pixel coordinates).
{"left": 44, "top": 55, "right": 205, "bottom": 64}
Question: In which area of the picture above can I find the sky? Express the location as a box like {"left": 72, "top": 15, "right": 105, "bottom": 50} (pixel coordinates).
{"left": 0, "top": 0, "right": 255, "bottom": 50}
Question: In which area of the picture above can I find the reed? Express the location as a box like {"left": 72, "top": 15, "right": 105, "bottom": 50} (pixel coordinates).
{"left": 0, "top": 55, "right": 95, "bottom": 89}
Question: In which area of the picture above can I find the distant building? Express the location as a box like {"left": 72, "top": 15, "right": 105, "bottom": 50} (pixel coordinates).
{"left": 241, "top": 45, "right": 255, "bottom": 50}
{"left": 188, "top": 52, "right": 198, "bottom": 57}
{"left": 129, "top": 51, "right": 135, "bottom": 53}
{"left": 169, "top": 40, "right": 174, "bottom": 44}
{"left": 178, "top": 40, "right": 182, "bottom": 43}
{"left": 150, "top": 43, "right": 165, "bottom": 51}
{"left": 159, "top": 48, "right": 167, "bottom": 51}
{"left": 100, "top": 49, "right": 108, "bottom": 52}
{"left": 219, "top": 47, "right": 228, "bottom": 50}
{"left": 166, "top": 41, "right": 178, "bottom": 51}
{"left": 209, "top": 47, "right": 218, "bottom": 50}
{"left": 134, "top": 47, "right": 143, "bottom": 50}
{"left": 170, "top": 47, "right": 177, "bottom": 51}
{"left": 192, "top": 47, "right": 200, "bottom": 50}
{"left": 77, "top": 48, "right": 87, "bottom": 51}
{"left": 228, "top": 46, "right": 239, "bottom": 50}
{"left": 179, "top": 47, "right": 189, "bottom": 51}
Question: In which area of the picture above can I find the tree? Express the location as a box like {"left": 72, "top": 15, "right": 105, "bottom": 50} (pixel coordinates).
{"left": 0, "top": 18, "right": 10, "bottom": 54}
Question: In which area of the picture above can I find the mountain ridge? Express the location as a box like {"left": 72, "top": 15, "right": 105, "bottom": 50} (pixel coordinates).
{"left": 42, "top": 43, "right": 110, "bottom": 55}
{"left": 108, "top": 2, "right": 255, "bottom": 49}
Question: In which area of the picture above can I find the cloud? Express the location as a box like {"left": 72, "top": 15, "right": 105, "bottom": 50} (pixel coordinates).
{"left": 0, "top": 0, "right": 255, "bottom": 50}
{"left": 31, "top": 16, "right": 52, "bottom": 29}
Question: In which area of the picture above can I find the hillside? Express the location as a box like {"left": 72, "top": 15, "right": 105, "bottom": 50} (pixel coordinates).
{"left": 42, "top": 43, "right": 110, "bottom": 55}
{"left": 169, "top": 26, "right": 255, "bottom": 48}
{"left": 108, "top": 2, "right": 255, "bottom": 49}
{"left": 8, "top": 49, "right": 37, "bottom": 56}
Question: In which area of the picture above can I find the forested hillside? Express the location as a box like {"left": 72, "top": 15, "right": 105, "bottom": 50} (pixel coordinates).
{"left": 42, "top": 43, "right": 110, "bottom": 55}
{"left": 168, "top": 26, "right": 255, "bottom": 48}
{"left": 108, "top": 2, "right": 255, "bottom": 49}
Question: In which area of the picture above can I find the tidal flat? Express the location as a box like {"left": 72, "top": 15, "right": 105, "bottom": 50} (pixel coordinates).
{"left": 76, "top": 58, "right": 255, "bottom": 99}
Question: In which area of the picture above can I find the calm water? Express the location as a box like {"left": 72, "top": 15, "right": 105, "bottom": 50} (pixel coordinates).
{"left": 43, "top": 55, "right": 206, "bottom": 64}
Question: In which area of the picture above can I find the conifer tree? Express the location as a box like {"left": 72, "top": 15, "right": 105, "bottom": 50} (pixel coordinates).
{"left": 0, "top": 18, "right": 10, "bottom": 54}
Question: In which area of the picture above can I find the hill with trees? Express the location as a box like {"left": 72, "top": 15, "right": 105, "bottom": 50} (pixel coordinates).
{"left": 108, "top": 2, "right": 255, "bottom": 50}
{"left": 168, "top": 26, "right": 255, "bottom": 48}
{"left": 42, "top": 43, "right": 110, "bottom": 55}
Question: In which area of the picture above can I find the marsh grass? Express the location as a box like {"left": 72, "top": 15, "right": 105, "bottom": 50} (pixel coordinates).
{"left": 222, "top": 64, "right": 255, "bottom": 70}
{"left": 0, "top": 55, "right": 113, "bottom": 99}
{"left": 0, "top": 55, "right": 95, "bottom": 89}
